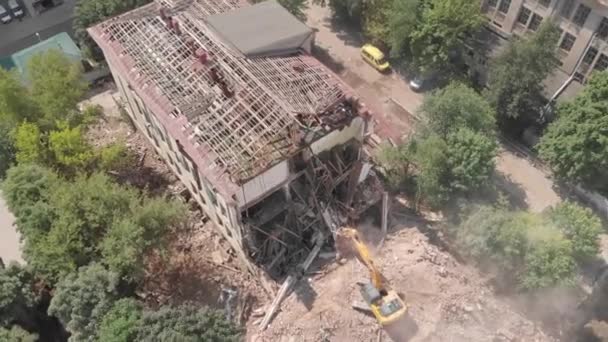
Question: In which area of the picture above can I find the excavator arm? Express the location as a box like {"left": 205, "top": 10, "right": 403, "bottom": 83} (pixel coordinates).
{"left": 336, "top": 227, "right": 409, "bottom": 329}
{"left": 340, "top": 228, "right": 385, "bottom": 291}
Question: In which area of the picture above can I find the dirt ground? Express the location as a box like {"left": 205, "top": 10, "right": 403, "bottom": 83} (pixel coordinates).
{"left": 249, "top": 217, "right": 556, "bottom": 342}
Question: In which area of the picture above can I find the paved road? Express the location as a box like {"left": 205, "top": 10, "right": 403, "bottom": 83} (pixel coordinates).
{"left": 0, "top": 0, "right": 76, "bottom": 56}
{"left": 306, "top": 3, "right": 424, "bottom": 141}
{"left": 0, "top": 194, "right": 23, "bottom": 265}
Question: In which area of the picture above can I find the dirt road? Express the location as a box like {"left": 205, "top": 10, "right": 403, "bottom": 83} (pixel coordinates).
{"left": 0, "top": 194, "right": 23, "bottom": 265}
{"left": 306, "top": 3, "right": 424, "bottom": 141}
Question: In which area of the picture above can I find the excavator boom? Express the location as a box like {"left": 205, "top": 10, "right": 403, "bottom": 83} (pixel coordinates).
{"left": 336, "top": 228, "right": 408, "bottom": 325}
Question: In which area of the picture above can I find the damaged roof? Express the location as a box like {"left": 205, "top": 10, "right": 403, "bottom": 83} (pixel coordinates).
{"left": 207, "top": 0, "right": 313, "bottom": 57}
{"left": 87, "top": 0, "right": 353, "bottom": 196}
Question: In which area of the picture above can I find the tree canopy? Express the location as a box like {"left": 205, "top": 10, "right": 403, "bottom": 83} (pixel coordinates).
{"left": 137, "top": 304, "right": 240, "bottom": 342}
{"left": 545, "top": 202, "right": 603, "bottom": 262}
{"left": 386, "top": 0, "right": 420, "bottom": 57}
{"left": 27, "top": 50, "right": 87, "bottom": 129}
{"left": 2, "top": 164, "right": 186, "bottom": 283}
{"left": 0, "top": 325, "right": 38, "bottom": 342}
{"left": 48, "top": 264, "right": 121, "bottom": 342}
{"left": 409, "top": 0, "right": 485, "bottom": 73}
{"left": 420, "top": 81, "right": 496, "bottom": 138}
{"left": 0, "top": 69, "right": 36, "bottom": 126}
{"left": 0, "top": 264, "right": 38, "bottom": 328}
{"left": 485, "top": 21, "right": 560, "bottom": 123}
{"left": 457, "top": 205, "right": 580, "bottom": 290}
{"left": 538, "top": 71, "right": 608, "bottom": 192}
{"left": 97, "top": 299, "right": 143, "bottom": 342}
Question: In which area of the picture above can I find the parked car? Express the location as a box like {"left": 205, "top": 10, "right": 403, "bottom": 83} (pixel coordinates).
{"left": 8, "top": 0, "right": 24, "bottom": 18}
{"left": 409, "top": 72, "right": 438, "bottom": 92}
{"left": 0, "top": 5, "right": 12, "bottom": 23}
{"left": 360, "top": 44, "right": 390, "bottom": 72}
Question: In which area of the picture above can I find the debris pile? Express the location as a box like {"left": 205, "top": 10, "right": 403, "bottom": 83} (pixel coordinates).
{"left": 249, "top": 223, "right": 557, "bottom": 342}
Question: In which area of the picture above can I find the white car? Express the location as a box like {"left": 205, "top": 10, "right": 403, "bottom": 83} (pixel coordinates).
{"left": 0, "top": 5, "right": 11, "bottom": 23}
{"left": 8, "top": 0, "right": 23, "bottom": 18}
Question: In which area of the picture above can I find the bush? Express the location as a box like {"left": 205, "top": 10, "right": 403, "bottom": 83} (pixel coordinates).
{"left": 446, "top": 128, "right": 497, "bottom": 192}
{"left": 457, "top": 206, "right": 578, "bottom": 290}
{"left": 0, "top": 325, "right": 38, "bottom": 342}
{"left": 545, "top": 202, "right": 603, "bottom": 262}
{"left": 97, "top": 298, "right": 142, "bottom": 342}
{"left": 98, "top": 142, "right": 135, "bottom": 172}
{"left": 136, "top": 304, "right": 240, "bottom": 342}
{"left": 521, "top": 226, "right": 576, "bottom": 289}
{"left": 48, "top": 264, "right": 121, "bottom": 342}
{"left": 420, "top": 82, "right": 496, "bottom": 138}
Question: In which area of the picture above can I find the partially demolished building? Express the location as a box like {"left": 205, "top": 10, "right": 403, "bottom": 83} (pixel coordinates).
{"left": 89, "top": 0, "right": 381, "bottom": 276}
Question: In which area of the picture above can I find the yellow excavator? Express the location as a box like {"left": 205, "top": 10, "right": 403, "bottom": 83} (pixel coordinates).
{"left": 337, "top": 227, "right": 412, "bottom": 340}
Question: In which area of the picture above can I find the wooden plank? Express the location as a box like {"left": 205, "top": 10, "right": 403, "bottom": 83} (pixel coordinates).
{"left": 379, "top": 192, "right": 389, "bottom": 248}
{"left": 259, "top": 233, "right": 325, "bottom": 330}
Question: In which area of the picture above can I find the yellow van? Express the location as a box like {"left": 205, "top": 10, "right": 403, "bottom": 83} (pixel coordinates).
{"left": 361, "top": 44, "right": 390, "bottom": 72}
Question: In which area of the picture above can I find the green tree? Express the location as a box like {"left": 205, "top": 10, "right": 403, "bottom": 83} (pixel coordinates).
{"left": 279, "top": 0, "right": 308, "bottom": 21}
{"left": 27, "top": 50, "right": 87, "bottom": 129}
{"left": 409, "top": 134, "right": 450, "bottom": 207}
{"left": 73, "top": 0, "right": 152, "bottom": 60}
{"left": 387, "top": 0, "right": 420, "bottom": 57}
{"left": 545, "top": 202, "right": 603, "bottom": 262}
{"left": 0, "top": 69, "right": 37, "bottom": 126}
{"left": 420, "top": 82, "right": 496, "bottom": 138}
{"left": 404, "top": 128, "right": 496, "bottom": 207}
{"left": 101, "top": 197, "right": 186, "bottom": 281}
{"left": 409, "top": 0, "right": 485, "bottom": 73}
{"left": 457, "top": 206, "right": 528, "bottom": 273}
{"left": 457, "top": 206, "right": 577, "bottom": 290}
{"left": 485, "top": 21, "right": 560, "bottom": 122}
{"left": 361, "top": 0, "right": 392, "bottom": 45}
{"left": 0, "top": 122, "right": 16, "bottom": 179}
{"left": 26, "top": 173, "right": 138, "bottom": 282}
{"left": 1, "top": 164, "right": 58, "bottom": 220}
{"left": 521, "top": 226, "right": 576, "bottom": 289}
{"left": 0, "top": 325, "right": 38, "bottom": 342}
{"left": 538, "top": 72, "right": 608, "bottom": 191}
{"left": 13, "top": 122, "right": 47, "bottom": 165}
{"left": 97, "top": 299, "right": 142, "bottom": 342}
{"left": 446, "top": 128, "right": 497, "bottom": 192}
{"left": 136, "top": 304, "right": 240, "bottom": 342}
{"left": 327, "top": 0, "right": 363, "bottom": 24}
{"left": 0, "top": 264, "right": 38, "bottom": 329}
{"left": 376, "top": 143, "right": 412, "bottom": 189}
{"left": 48, "top": 264, "right": 121, "bottom": 342}
{"left": 98, "top": 142, "right": 135, "bottom": 173}
{"left": 48, "top": 125, "right": 95, "bottom": 174}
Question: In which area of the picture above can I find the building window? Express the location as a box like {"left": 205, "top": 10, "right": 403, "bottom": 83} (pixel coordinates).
{"left": 528, "top": 14, "right": 543, "bottom": 31}
{"left": 498, "top": 0, "right": 511, "bottom": 14}
{"left": 572, "top": 4, "right": 591, "bottom": 27}
{"left": 517, "top": 7, "right": 531, "bottom": 25}
{"left": 560, "top": 0, "right": 575, "bottom": 18}
{"left": 487, "top": 0, "right": 498, "bottom": 7}
{"left": 595, "top": 54, "right": 608, "bottom": 71}
{"left": 598, "top": 18, "right": 608, "bottom": 40}
{"left": 583, "top": 47, "right": 598, "bottom": 65}
{"left": 538, "top": 0, "right": 551, "bottom": 7}
{"left": 560, "top": 33, "right": 576, "bottom": 52}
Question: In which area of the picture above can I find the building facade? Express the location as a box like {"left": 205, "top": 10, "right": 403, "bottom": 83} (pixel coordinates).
{"left": 89, "top": 0, "right": 376, "bottom": 275}
{"left": 483, "top": 0, "right": 608, "bottom": 96}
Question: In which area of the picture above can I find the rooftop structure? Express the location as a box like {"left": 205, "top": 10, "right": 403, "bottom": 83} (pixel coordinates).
{"left": 0, "top": 32, "right": 82, "bottom": 76}
{"left": 89, "top": 0, "right": 379, "bottom": 293}
{"left": 89, "top": 0, "right": 359, "bottom": 198}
